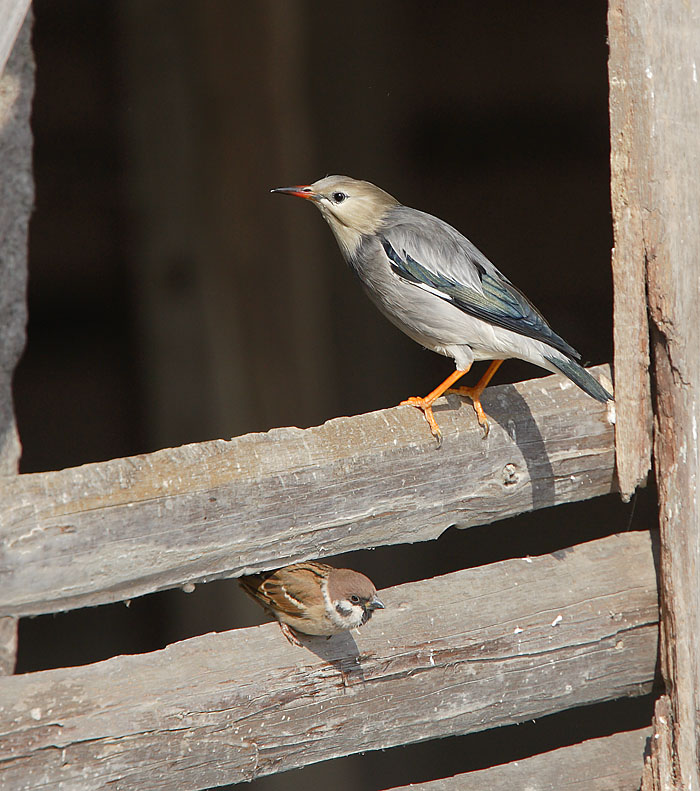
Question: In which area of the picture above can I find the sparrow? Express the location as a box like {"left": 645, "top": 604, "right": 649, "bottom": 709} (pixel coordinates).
{"left": 272, "top": 176, "right": 612, "bottom": 443}
{"left": 239, "top": 561, "right": 385, "bottom": 646}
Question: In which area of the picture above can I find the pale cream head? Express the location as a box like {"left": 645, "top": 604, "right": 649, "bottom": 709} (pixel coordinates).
{"left": 272, "top": 175, "right": 400, "bottom": 258}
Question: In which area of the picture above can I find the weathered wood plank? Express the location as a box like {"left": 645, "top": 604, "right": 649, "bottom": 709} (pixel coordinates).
{"left": 385, "top": 728, "right": 650, "bottom": 791}
{"left": 0, "top": 532, "right": 657, "bottom": 791}
{"left": 608, "top": 1, "right": 654, "bottom": 501}
{"left": 611, "top": 2, "right": 700, "bottom": 789}
{"left": 0, "top": 365, "right": 615, "bottom": 617}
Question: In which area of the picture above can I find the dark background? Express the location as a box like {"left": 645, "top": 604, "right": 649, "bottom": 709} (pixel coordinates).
{"left": 14, "top": 2, "right": 656, "bottom": 789}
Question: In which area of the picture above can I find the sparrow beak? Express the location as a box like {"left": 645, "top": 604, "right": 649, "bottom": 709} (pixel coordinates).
{"left": 368, "top": 595, "right": 385, "bottom": 611}
{"left": 270, "top": 185, "right": 320, "bottom": 201}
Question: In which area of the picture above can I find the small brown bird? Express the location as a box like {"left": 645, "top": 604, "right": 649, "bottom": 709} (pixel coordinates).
{"left": 239, "top": 561, "right": 384, "bottom": 646}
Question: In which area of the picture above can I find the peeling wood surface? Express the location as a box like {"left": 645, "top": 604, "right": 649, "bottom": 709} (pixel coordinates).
{"left": 386, "top": 728, "right": 650, "bottom": 791}
{"left": 641, "top": 696, "right": 678, "bottom": 791}
{"left": 0, "top": 365, "right": 615, "bottom": 617}
{"left": 612, "top": 2, "right": 700, "bottom": 789}
{"left": 0, "top": 532, "right": 657, "bottom": 791}
{"left": 607, "top": 1, "right": 654, "bottom": 500}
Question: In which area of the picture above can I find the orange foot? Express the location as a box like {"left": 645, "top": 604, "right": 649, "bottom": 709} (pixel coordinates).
{"left": 399, "top": 361, "right": 504, "bottom": 444}
{"left": 399, "top": 396, "right": 444, "bottom": 446}
{"left": 446, "top": 386, "right": 491, "bottom": 437}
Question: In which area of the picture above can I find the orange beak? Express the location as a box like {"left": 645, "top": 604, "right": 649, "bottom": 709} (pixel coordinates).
{"left": 270, "top": 185, "right": 320, "bottom": 201}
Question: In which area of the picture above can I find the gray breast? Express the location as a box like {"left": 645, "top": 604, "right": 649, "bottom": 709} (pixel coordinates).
{"left": 349, "top": 233, "right": 487, "bottom": 354}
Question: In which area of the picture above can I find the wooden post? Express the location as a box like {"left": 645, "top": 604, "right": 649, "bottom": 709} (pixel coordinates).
{"left": 0, "top": 6, "right": 33, "bottom": 676}
{"left": 607, "top": 1, "right": 654, "bottom": 501}
{"left": 609, "top": 2, "right": 700, "bottom": 788}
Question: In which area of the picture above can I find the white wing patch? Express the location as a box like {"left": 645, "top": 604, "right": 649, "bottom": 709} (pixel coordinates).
{"left": 414, "top": 281, "right": 456, "bottom": 301}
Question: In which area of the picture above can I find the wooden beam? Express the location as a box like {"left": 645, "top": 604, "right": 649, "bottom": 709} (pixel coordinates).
{"left": 0, "top": 366, "right": 614, "bottom": 617}
{"left": 608, "top": 1, "right": 654, "bottom": 501}
{"left": 384, "top": 728, "right": 650, "bottom": 791}
{"left": 0, "top": 532, "right": 657, "bottom": 791}
{"left": 610, "top": 2, "right": 700, "bottom": 788}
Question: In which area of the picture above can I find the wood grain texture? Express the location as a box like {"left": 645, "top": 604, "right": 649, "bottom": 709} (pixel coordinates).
{"left": 0, "top": 532, "right": 657, "bottom": 791}
{"left": 608, "top": 1, "right": 654, "bottom": 501}
{"left": 385, "top": 727, "right": 650, "bottom": 791}
{"left": 0, "top": 365, "right": 615, "bottom": 617}
{"left": 613, "top": 2, "right": 700, "bottom": 789}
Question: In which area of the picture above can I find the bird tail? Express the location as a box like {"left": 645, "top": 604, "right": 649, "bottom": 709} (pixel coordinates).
{"left": 544, "top": 356, "right": 613, "bottom": 402}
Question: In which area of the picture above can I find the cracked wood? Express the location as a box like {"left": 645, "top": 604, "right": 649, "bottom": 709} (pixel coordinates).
{"left": 0, "top": 531, "right": 657, "bottom": 791}
{"left": 0, "top": 365, "right": 614, "bottom": 616}
{"left": 610, "top": 2, "right": 700, "bottom": 788}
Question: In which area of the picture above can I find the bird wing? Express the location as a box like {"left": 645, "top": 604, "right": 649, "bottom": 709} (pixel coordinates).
{"left": 240, "top": 563, "right": 329, "bottom": 620}
{"left": 379, "top": 209, "right": 581, "bottom": 360}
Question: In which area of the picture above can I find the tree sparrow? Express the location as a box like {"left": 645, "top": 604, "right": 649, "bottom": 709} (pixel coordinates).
{"left": 239, "top": 561, "right": 385, "bottom": 646}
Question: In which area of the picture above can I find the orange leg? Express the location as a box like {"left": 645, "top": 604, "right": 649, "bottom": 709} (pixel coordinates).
{"left": 400, "top": 366, "right": 472, "bottom": 445}
{"left": 447, "top": 359, "right": 504, "bottom": 437}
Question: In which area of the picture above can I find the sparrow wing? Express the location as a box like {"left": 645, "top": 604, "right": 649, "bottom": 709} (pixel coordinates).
{"left": 240, "top": 563, "right": 330, "bottom": 620}
{"left": 379, "top": 208, "right": 581, "bottom": 360}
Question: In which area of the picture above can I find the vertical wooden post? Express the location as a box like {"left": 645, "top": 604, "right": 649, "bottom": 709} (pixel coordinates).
{"left": 0, "top": 7, "right": 34, "bottom": 675}
{"left": 609, "top": 2, "right": 700, "bottom": 788}
{"left": 608, "top": 2, "right": 654, "bottom": 501}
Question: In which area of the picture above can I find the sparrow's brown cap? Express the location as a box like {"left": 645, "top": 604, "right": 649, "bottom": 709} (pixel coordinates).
{"left": 327, "top": 568, "right": 384, "bottom": 609}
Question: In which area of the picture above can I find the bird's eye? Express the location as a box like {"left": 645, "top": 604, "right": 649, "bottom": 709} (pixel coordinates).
{"left": 332, "top": 192, "right": 347, "bottom": 204}
{"left": 349, "top": 594, "right": 360, "bottom": 604}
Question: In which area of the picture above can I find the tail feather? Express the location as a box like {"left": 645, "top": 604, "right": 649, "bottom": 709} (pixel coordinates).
{"left": 545, "top": 356, "right": 613, "bottom": 403}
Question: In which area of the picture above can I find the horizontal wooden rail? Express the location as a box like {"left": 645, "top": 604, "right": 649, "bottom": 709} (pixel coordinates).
{"left": 384, "top": 728, "right": 650, "bottom": 790}
{"left": 1, "top": 531, "right": 656, "bottom": 791}
{"left": 0, "top": 366, "right": 614, "bottom": 617}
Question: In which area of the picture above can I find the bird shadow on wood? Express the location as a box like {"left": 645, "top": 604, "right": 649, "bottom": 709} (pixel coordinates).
{"left": 443, "top": 384, "right": 556, "bottom": 511}
{"left": 296, "top": 631, "right": 367, "bottom": 687}
{"left": 486, "top": 386, "right": 556, "bottom": 511}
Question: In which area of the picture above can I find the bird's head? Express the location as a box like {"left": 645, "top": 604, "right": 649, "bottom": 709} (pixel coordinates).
{"left": 325, "top": 567, "right": 385, "bottom": 630}
{"left": 272, "top": 175, "right": 399, "bottom": 258}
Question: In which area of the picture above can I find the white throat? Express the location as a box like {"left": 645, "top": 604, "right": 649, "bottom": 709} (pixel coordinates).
{"left": 323, "top": 215, "right": 363, "bottom": 260}
{"left": 321, "top": 577, "right": 365, "bottom": 631}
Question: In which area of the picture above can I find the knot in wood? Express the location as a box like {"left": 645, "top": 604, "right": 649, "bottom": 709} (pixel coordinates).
{"left": 502, "top": 463, "right": 520, "bottom": 487}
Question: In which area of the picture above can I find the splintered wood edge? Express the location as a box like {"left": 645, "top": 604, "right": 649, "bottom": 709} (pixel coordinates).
{"left": 0, "top": 532, "right": 658, "bottom": 791}
{"left": 0, "top": 365, "right": 615, "bottom": 616}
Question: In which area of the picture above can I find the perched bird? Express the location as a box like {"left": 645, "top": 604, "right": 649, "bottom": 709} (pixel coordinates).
{"left": 272, "top": 176, "right": 612, "bottom": 443}
{"left": 239, "top": 561, "right": 384, "bottom": 646}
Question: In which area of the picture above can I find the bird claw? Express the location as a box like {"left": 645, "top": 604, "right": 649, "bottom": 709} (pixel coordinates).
{"left": 399, "top": 396, "right": 443, "bottom": 447}
{"left": 279, "top": 622, "right": 303, "bottom": 647}
{"left": 479, "top": 415, "right": 490, "bottom": 439}
{"left": 446, "top": 387, "right": 491, "bottom": 438}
